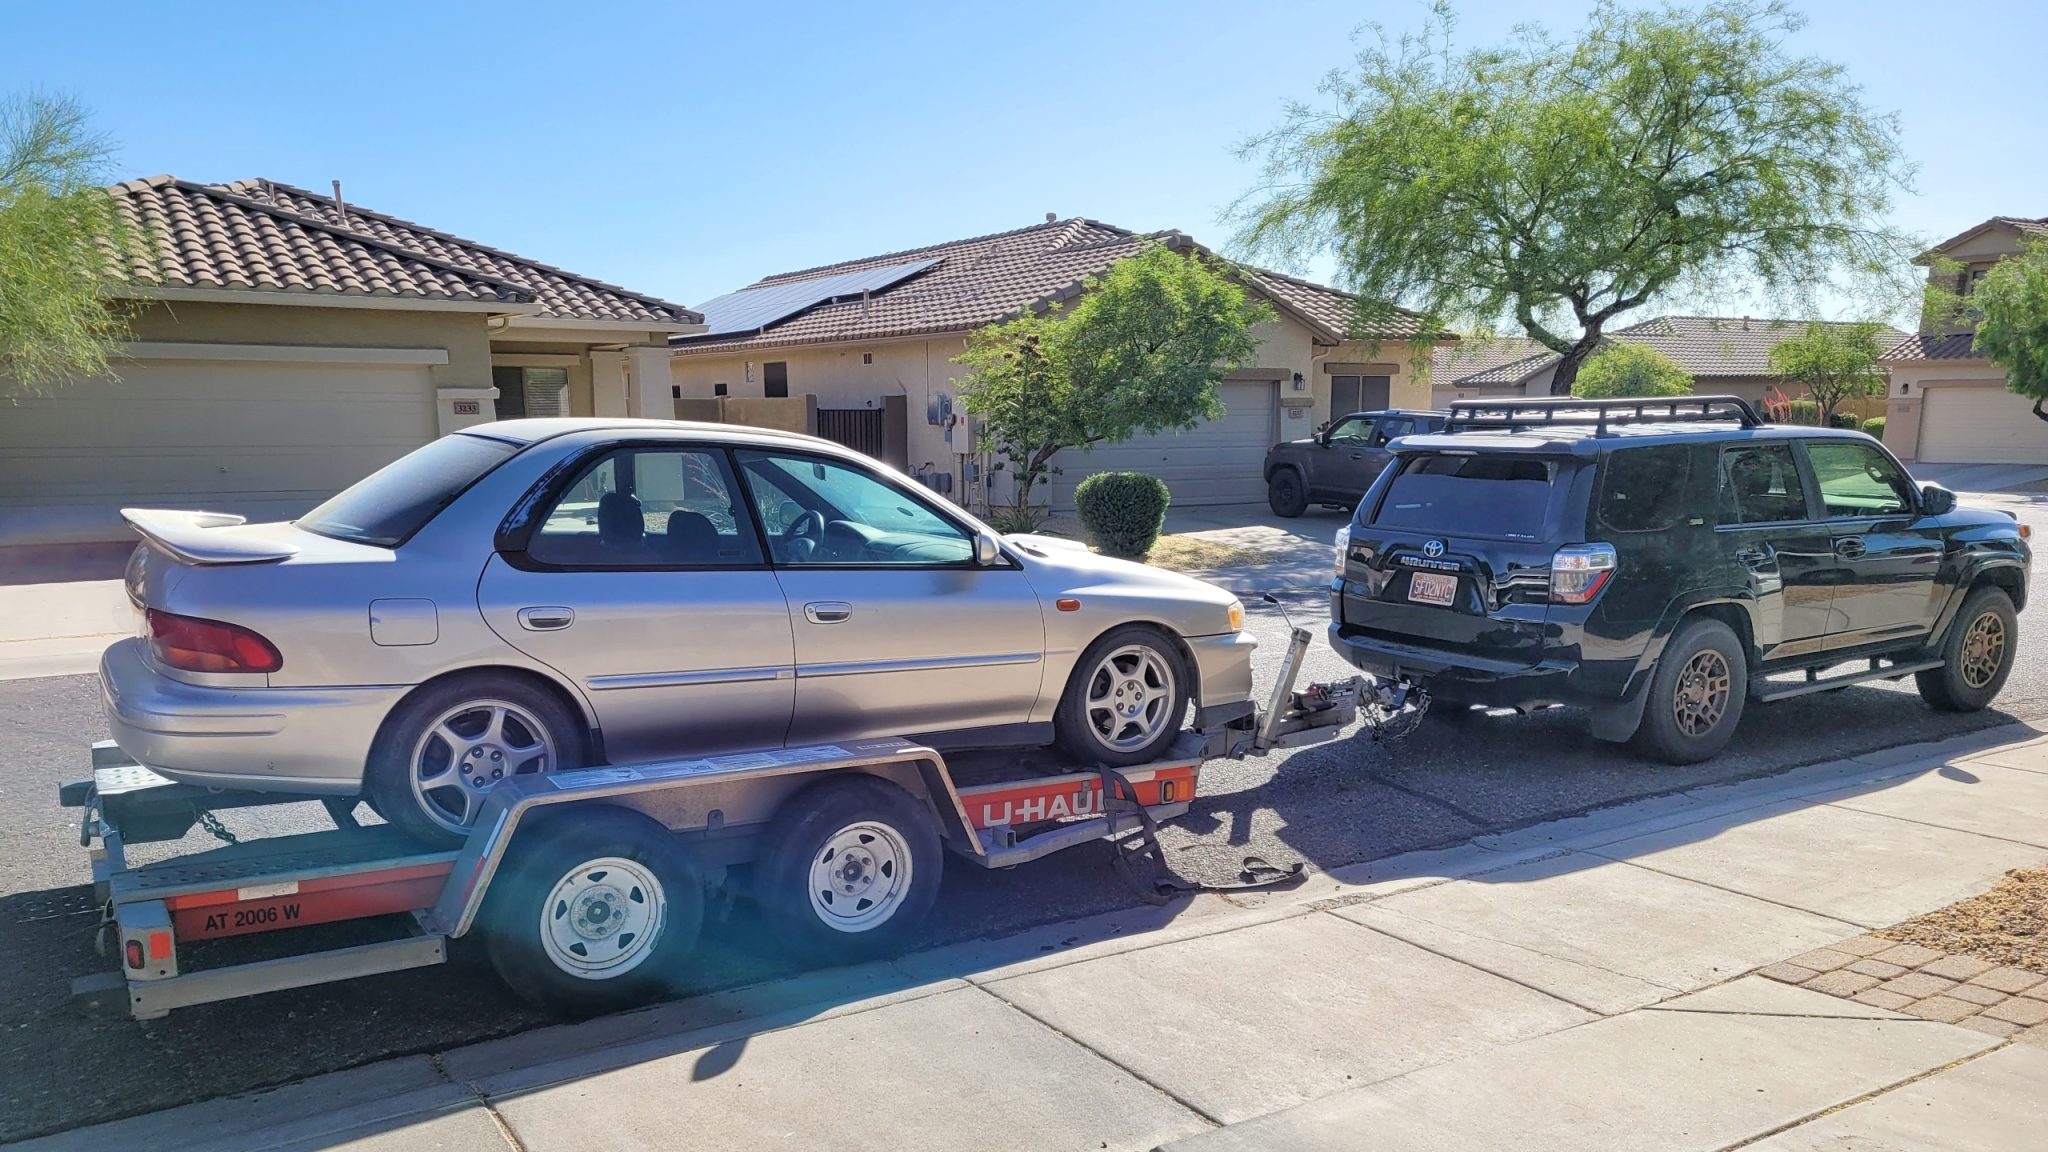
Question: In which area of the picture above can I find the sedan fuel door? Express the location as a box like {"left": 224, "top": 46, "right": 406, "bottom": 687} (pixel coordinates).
{"left": 478, "top": 445, "right": 796, "bottom": 762}
{"left": 734, "top": 448, "right": 1046, "bottom": 745}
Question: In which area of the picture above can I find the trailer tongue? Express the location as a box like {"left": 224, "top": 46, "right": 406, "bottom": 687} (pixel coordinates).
{"left": 62, "top": 626, "right": 1409, "bottom": 1019}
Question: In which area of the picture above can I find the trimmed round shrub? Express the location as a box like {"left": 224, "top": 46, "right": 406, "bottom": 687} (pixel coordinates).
{"left": 1863, "top": 415, "right": 1887, "bottom": 439}
{"left": 1828, "top": 410, "right": 1863, "bottom": 429}
{"left": 1784, "top": 398, "right": 1821, "bottom": 425}
{"left": 1570, "top": 343, "right": 1693, "bottom": 398}
{"left": 1075, "top": 471, "right": 1171, "bottom": 559}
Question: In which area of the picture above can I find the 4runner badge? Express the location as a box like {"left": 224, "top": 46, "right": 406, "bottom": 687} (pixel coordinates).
{"left": 1422, "top": 540, "right": 1446, "bottom": 558}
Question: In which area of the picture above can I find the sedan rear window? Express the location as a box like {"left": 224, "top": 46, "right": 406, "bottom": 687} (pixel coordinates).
{"left": 1373, "top": 454, "right": 1556, "bottom": 539}
{"left": 300, "top": 434, "right": 519, "bottom": 547}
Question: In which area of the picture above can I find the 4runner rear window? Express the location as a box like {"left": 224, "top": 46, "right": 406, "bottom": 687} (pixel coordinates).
{"left": 1373, "top": 454, "right": 1555, "bottom": 538}
{"left": 300, "top": 434, "right": 519, "bottom": 547}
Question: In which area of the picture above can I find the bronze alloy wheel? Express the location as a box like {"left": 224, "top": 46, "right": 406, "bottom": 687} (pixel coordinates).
{"left": 1671, "top": 649, "right": 1732, "bottom": 738}
{"left": 1960, "top": 610, "right": 2008, "bottom": 690}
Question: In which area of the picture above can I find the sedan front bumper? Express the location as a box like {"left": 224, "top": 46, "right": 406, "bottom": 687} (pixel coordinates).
{"left": 1185, "top": 629, "right": 1258, "bottom": 712}
{"left": 100, "top": 638, "right": 408, "bottom": 796}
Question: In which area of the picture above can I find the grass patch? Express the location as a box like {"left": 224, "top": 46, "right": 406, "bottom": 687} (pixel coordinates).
{"left": 1140, "top": 533, "right": 1279, "bottom": 572}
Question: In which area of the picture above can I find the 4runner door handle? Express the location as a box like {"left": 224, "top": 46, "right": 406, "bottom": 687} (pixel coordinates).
{"left": 804, "top": 601, "right": 853, "bottom": 624}
{"left": 1733, "top": 545, "right": 1770, "bottom": 566}
{"left": 1834, "top": 537, "right": 1868, "bottom": 560}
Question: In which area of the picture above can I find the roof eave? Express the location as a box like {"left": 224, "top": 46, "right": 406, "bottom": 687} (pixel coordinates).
{"left": 507, "top": 316, "right": 705, "bottom": 337}
{"left": 118, "top": 284, "right": 544, "bottom": 315}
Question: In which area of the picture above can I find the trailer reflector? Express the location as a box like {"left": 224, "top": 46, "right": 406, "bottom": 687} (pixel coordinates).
{"left": 149, "top": 930, "right": 171, "bottom": 959}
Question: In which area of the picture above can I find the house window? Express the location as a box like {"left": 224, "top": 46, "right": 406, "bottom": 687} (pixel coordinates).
{"left": 491, "top": 366, "right": 571, "bottom": 419}
{"left": 764, "top": 361, "right": 790, "bottom": 399}
{"left": 714, "top": 382, "right": 729, "bottom": 397}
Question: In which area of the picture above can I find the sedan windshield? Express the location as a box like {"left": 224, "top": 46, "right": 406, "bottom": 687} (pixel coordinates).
{"left": 300, "top": 434, "right": 519, "bottom": 547}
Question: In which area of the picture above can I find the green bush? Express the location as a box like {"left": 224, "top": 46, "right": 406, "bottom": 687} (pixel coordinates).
{"left": 1075, "top": 471, "right": 1171, "bottom": 559}
{"left": 1784, "top": 398, "right": 1821, "bottom": 425}
{"left": 985, "top": 505, "right": 1046, "bottom": 534}
{"left": 1828, "top": 410, "right": 1862, "bottom": 429}
{"left": 1862, "top": 415, "right": 1887, "bottom": 439}
{"left": 1571, "top": 343, "right": 1693, "bottom": 398}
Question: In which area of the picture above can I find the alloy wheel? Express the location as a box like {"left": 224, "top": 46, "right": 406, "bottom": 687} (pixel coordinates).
{"left": 1671, "top": 650, "right": 1731, "bottom": 738}
{"left": 1085, "top": 644, "right": 1177, "bottom": 753}
{"left": 410, "top": 699, "right": 557, "bottom": 833}
{"left": 1960, "top": 611, "right": 2007, "bottom": 690}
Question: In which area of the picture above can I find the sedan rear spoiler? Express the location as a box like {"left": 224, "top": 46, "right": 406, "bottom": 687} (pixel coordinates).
{"left": 120, "top": 508, "right": 300, "bottom": 565}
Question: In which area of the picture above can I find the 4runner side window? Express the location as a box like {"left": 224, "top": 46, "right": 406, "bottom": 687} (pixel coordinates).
{"left": 1599, "top": 446, "right": 1693, "bottom": 532}
{"left": 1807, "top": 440, "right": 1915, "bottom": 518}
{"left": 1719, "top": 443, "right": 1809, "bottom": 525}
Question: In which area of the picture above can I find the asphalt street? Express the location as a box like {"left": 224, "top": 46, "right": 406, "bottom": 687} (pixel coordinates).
{"left": 1, "top": 493, "right": 2041, "bottom": 1141}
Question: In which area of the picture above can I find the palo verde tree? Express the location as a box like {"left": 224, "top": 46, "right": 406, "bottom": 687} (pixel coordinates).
{"left": 955, "top": 243, "right": 1270, "bottom": 522}
{"left": 1234, "top": 1, "right": 1914, "bottom": 395}
{"left": 1765, "top": 321, "right": 1887, "bottom": 425}
{"left": 1571, "top": 342, "right": 1692, "bottom": 398}
{"left": 0, "top": 92, "right": 138, "bottom": 394}
{"left": 1966, "top": 237, "right": 2048, "bottom": 425}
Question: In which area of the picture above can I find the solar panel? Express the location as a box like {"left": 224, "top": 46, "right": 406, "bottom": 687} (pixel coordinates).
{"left": 693, "top": 257, "right": 939, "bottom": 337}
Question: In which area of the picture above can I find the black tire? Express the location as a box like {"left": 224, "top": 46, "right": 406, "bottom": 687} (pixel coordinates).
{"left": 1917, "top": 587, "right": 2018, "bottom": 713}
{"left": 1054, "top": 625, "right": 1192, "bottom": 766}
{"left": 1631, "top": 618, "right": 1748, "bottom": 765}
{"left": 1267, "top": 469, "right": 1308, "bottom": 518}
{"left": 479, "top": 807, "right": 704, "bottom": 1016}
{"left": 366, "top": 672, "right": 587, "bottom": 847}
{"left": 754, "top": 775, "right": 943, "bottom": 961}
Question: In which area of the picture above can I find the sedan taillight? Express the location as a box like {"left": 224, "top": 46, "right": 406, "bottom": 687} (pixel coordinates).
{"left": 1550, "top": 544, "right": 1617, "bottom": 604}
{"left": 146, "top": 609, "right": 283, "bottom": 674}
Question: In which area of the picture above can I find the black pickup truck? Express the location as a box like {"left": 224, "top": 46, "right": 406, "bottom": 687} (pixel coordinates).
{"left": 1327, "top": 396, "right": 2032, "bottom": 764}
{"left": 1263, "top": 409, "right": 1448, "bottom": 517}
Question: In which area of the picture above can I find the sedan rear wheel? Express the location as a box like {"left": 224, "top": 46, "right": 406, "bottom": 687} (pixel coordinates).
{"left": 367, "top": 673, "right": 586, "bottom": 846}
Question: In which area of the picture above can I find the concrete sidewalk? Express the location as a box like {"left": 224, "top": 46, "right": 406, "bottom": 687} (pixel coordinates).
{"left": 0, "top": 580, "right": 127, "bottom": 682}
{"left": 15, "top": 721, "right": 2048, "bottom": 1151}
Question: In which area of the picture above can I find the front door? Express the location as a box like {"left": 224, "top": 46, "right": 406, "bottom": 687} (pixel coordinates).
{"left": 1715, "top": 441, "right": 1835, "bottom": 660}
{"left": 478, "top": 445, "right": 797, "bottom": 762}
{"left": 733, "top": 448, "right": 1047, "bottom": 744}
{"left": 1801, "top": 439, "right": 1943, "bottom": 649}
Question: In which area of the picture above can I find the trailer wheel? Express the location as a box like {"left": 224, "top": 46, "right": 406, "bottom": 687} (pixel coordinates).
{"left": 756, "top": 775, "right": 942, "bottom": 960}
{"left": 481, "top": 808, "right": 703, "bottom": 1016}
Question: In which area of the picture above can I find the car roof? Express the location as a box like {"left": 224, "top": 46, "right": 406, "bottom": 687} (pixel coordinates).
{"left": 1394, "top": 422, "right": 1876, "bottom": 457}
{"left": 460, "top": 417, "right": 846, "bottom": 453}
{"left": 1340, "top": 409, "right": 1449, "bottom": 420}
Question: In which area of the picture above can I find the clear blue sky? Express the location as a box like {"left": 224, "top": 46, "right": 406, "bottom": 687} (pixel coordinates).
{"left": 6, "top": 0, "right": 2042, "bottom": 321}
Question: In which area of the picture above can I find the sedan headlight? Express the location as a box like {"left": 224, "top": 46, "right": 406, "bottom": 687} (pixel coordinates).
{"left": 1333, "top": 525, "right": 1351, "bottom": 581}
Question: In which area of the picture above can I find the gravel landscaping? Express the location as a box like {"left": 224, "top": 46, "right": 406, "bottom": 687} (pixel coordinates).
{"left": 1877, "top": 868, "right": 2048, "bottom": 976}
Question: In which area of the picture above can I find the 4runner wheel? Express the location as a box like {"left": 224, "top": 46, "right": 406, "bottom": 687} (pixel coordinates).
{"left": 755, "top": 775, "right": 942, "bottom": 960}
{"left": 1632, "top": 619, "right": 1748, "bottom": 765}
{"left": 1054, "top": 625, "right": 1191, "bottom": 766}
{"left": 480, "top": 808, "right": 704, "bottom": 1016}
{"left": 366, "top": 673, "right": 586, "bottom": 847}
{"left": 1267, "top": 469, "right": 1308, "bottom": 518}
{"left": 1917, "top": 587, "right": 2017, "bottom": 713}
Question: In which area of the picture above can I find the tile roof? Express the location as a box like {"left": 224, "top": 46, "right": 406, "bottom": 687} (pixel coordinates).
{"left": 1431, "top": 337, "right": 1553, "bottom": 387}
{"left": 1434, "top": 316, "right": 1912, "bottom": 386}
{"left": 1880, "top": 332, "right": 1986, "bottom": 362}
{"left": 1235, "top": 266, "right": 1437, "bottom": 342}
{"left": 108, "top": 176, "right": 697, "bottom": 326}
{"left": 672, "top": 217, "right": 1434, "bottom": 354}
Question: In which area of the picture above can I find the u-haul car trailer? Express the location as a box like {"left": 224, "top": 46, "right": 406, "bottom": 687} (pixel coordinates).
{"left": 63, "top": 625, "right": 1395, "bottom": 1020}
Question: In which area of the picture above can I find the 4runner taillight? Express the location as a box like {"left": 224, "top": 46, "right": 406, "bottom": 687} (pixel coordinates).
{"left": 1550, "top": 544, "right": 1617, "bottom": 604}
{"left": 146, "top": 609, "right": 283, "bottom": 674}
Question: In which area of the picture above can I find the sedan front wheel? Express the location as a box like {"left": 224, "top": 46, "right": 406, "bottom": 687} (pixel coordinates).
{"left": 1055, "top": 626, "right": 1191, "bottom": 766}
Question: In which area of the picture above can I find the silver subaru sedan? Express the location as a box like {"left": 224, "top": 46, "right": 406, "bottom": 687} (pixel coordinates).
{"left": 102, "top": 420, "right": 1256, "bottom": 844}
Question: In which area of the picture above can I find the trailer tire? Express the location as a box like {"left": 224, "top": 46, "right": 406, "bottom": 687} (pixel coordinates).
{"left": 755, "top": 775, "right": 942, "bottom": 961}
{"left": 480, "top": 808, "right": 703, "bottom": 1017}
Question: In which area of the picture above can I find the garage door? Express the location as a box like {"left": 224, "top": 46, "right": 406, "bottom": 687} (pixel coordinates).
{"left": 0, "top": 357, "right": 439, "bottom": 546}
{"left": 1046, "top": 380, "right": 1278, "bottom": 510}
{"left": 1917, "top": 384, "right": 2048, "bottom": 465}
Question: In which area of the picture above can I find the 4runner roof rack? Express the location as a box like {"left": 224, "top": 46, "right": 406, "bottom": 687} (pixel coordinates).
{"left": 1444, "top": 395, "right": 1763, "bottom": 435}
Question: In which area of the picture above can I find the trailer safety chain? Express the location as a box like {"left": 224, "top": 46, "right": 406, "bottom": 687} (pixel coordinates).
{"left": 196, "top": 808, "right": 241, "bottom": 847}
{"left": 1360, "top": 680, "right": 1431, "bottom": 744}
{"left": 1097, "top": 767, "right": 1305, "bottom": 905}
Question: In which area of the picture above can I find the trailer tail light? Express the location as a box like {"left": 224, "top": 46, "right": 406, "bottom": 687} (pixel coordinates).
{"left": 125, "top": 939, "right": 144, "bottom": 969}
{"left": 1550, "top": 544, "right": 1617, "bottom": 604}
{"left": 146, "top": 610, "right": 283, "bottom": 674}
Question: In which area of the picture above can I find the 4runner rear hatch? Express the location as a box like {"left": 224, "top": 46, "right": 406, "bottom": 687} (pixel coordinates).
{"left": 1337, "top": 438, "right": 1589, "bottom": 668}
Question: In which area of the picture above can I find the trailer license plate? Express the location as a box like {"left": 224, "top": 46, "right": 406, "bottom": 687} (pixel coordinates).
{"left": 1408, "top": 571, "right": 1458, "bottom": 606}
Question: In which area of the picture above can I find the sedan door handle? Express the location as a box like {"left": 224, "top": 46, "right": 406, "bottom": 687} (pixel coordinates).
{"left": 804, "top": 601, "right": 853, "bottom": 624}
{"left": 517, "top": 606, "right": 575, "bottom": 631}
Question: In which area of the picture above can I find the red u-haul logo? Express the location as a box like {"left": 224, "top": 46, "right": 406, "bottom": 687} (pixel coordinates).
{"left": 979, "top": 787, "right": 1102, "bottom": 828}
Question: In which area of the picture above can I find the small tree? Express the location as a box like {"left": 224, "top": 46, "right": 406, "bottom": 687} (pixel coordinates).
{"left": 1969, "top": 236, "right": 2048, "bottom": 426}
{"left": 1766, "top": 322, "right": 1886, "bottom": 426}
{"left": 1, "top": 92, "right": 137, "bottom": 394}
{"left": 1234, "top": 0, "right": 1913, "bottom": 395}
{"left": 956, "top": 244, "right": 1270, "bottom": 519}
{"left": 1571, "top": 343, "right": 1692, "bottom": 398}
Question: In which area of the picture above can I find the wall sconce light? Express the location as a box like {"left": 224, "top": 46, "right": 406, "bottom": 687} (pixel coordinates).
{"left": 1291, "top": 372, "right": 1306, "bottom": 391}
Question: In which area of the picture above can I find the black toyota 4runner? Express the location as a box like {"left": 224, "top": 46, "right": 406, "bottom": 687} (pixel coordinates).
{"left": 1329, "top": 397, "right": 2032, "bottom": 764}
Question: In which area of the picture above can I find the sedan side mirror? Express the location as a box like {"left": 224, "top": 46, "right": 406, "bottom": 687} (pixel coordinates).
{"left": 1919, "top": 482, "right": 1957, "bottom": 516}
{"left": 974, "top": 530, "right": 1005, "bottom": 566}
